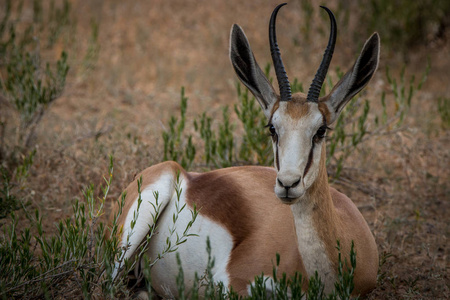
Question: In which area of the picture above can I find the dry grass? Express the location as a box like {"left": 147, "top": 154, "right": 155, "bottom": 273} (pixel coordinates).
{"left": 1, "top": 0, "right": 449, "bottom": 298}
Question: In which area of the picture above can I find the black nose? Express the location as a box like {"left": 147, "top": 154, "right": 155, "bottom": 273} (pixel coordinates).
{"left": 277, "top": 177, "right": 301, "bottom": 190}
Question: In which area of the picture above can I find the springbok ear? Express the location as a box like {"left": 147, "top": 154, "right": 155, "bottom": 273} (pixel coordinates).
{"left": 230, "top": 24, "right": 277, "bottom": 118}
{"left": 321, "top": 33, "right": 380, "bottom": 124}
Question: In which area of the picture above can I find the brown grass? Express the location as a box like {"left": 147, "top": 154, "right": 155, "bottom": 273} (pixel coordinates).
{"left": 1, "top": 0, "right": 449, "bottom": 298}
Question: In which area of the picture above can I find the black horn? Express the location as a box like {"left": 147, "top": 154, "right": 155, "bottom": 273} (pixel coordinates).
{"left": 306, "top": 6, "right": 337, "bottom": 103}
{"left": 269, "top": 3, "right": 291, "bottom": 102}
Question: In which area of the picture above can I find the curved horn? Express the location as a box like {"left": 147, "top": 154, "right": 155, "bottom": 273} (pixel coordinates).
{"left": 269, "top": 3, "right": 291, "bottom": 102}
{"left": 306, "top": 6, "right": 337, "bottom": 103}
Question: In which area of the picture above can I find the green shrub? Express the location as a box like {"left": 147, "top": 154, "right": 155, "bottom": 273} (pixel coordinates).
{"left": 0, "top": 157, "right": 199, "bottom": 298}
{"left": 0, "top": 156, "right": 122, "bottom": 298}
{"left": 0, "top": 149, "right": 35, "bottom": 219}
{"left": 0, "top": 0, "right": 70, "bottom": 156}
{"left": 0, "top": 0, "right": 71, "bottom": 223}
{"left": 437, "top": 97, "right": 450, "bottom": 129}
{"left": 235, "top": 82, "right": 273, "bottom": 166}
{"left": 356, "top": 0, "right": 450, "bottom": 56}
{"left": 162, "top": 87, "right": 196, "bottom": 169}
{"left": 325, "top": 62, "right": 429, "bottom": 179}
{"left": 194, "top": 106, "right": 235, "bottom": 168}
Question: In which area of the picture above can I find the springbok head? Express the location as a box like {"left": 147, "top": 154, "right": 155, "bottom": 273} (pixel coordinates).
{"left": 230, "top": 3, "right": 380, "bottom": 203}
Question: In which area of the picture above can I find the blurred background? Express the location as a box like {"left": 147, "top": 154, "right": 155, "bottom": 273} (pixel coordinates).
{"left": 0, "top": 0, "right": 448, "bottom": 298}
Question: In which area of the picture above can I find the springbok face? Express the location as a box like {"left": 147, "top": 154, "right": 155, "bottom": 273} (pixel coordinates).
{"left": 230, "top": 3, "right": 380, "bottom": 203}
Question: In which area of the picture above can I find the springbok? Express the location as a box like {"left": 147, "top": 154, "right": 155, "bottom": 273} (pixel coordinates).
{"left": 111, "top": 3, "right": 380, "bottom": 297}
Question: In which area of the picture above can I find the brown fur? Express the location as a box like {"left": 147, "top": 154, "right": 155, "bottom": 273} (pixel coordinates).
{"left": 113, "top": 160, "right": 377, "bottom": 296}
{"left": 308, "top": 143, "right": 378, "bottom": 295}
{"left": 113, "top": 147, "right": 377, "bottom": 296}
{"left": 185, "top": 166, "right": 305, "bottom": 294}
{"left": 286, "top": 94, "right": 310, "bottom": 119}
{"left": 318, "top": 99, "right": 332, "bottom": 124}
{"left": 309, "top": 143, "right": 341, "bottom": 271}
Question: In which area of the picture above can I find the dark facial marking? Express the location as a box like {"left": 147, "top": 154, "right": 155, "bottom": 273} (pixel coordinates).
{"left": 303, "top": 142, "right": 315, "bottom": 178}
{"left": 265, "top": 122, "right": 280, "bottom": 171}
{"left": 275, "top": 139, "right": 280, "bottom": 171}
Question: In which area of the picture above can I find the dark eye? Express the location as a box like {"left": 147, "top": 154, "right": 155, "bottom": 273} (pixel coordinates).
{"left": 268, "top": 124, "right": 277, "bottom": 136}
{"left": 314, "top": 126, "right": 327, "bottom": 141}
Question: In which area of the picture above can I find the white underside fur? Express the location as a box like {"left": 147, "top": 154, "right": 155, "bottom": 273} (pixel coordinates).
{"left": 291, "top": 201, "right": 336, "bottom": 294}
{"left": 117, "top": 174, "right": 234, "bottom": 297}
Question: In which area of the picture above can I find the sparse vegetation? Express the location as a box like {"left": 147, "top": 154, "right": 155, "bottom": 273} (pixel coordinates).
{"left": 162, "top": 62, "right": 431, "bottom": 184}
{"left": 0, "top": 154, "right": 360, "bottom": 298}
{"left": 355, "top": 0, "right": 450, "bottom": 57}
{"left": 0, "top": 1, "right": 448, "bottom": 299}
{"left": 0, "top": 0, "right": 70, "bottom": 159}
{"left": 162, "top": 87, "right": 196, "bottom": 169}
{"left": 437, "top": 97, "right": 450, "bottom": 128}
{"left": 0, "top": 157, "right": 121, "bottom": 298}
{"left": 0, "top": 0, "right": 70, "bottom": 219}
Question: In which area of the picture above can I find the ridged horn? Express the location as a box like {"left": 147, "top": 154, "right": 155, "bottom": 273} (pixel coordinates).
{"left": 306, "top": 6, "right": 337, "bottom": 103}
{"left": 269, "top": 3, "right": 291, "bottom": 102}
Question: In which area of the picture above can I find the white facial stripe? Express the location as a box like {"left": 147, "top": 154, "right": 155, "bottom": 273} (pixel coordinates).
{"left": 271, "top": 103, "right": 324, "bottom": 199}
{"left": 275, "top": 105, "right": 323, "bottom": 173}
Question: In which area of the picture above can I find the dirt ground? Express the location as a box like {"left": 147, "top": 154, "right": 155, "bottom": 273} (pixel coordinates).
{"left": 2, "top": 0, "right": 448, "bottom": 299}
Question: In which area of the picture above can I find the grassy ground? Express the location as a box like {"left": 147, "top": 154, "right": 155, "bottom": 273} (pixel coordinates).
{"left": 1, "top": 0, "right": 448, "bottom": 298}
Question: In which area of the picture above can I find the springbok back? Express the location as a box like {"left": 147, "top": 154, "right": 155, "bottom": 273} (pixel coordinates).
{"left": 111, "top": 3, "right": 380, "bottom": 297}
